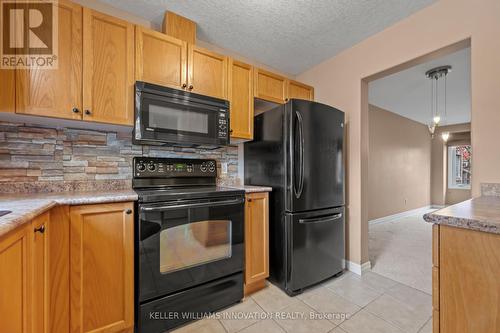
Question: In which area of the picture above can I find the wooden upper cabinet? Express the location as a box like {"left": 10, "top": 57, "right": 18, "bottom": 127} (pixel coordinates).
{"left": 70, "top": 202, "right": 134, "bottom": 333}
{"left": 228, "top": 59, "right": 254, "bottom": 140}
{"left": 135, "top": 26, "right": 187, "bottom": 89}
{"left": 82, "top": 9, "right": 134, "bottom": 125}
{"left": 244, "top": 192, "right": 269, "bottom": 288}
{"left": 0, "top": 69, "right": 15, "bottom": 113}
{"left": 0, "top": 225, "right": 31, "bottom": 333}
{"left": 187, "top": 45, "right": 228, "bottom": 99}
{"left": 254, "top": 68, "right": 287, "bottom": 104}
{"left": 16, "top": 0, "right": 82, "bottom": 120}
{"left": 287, "top": 80, "right": 314, "bottom": 101}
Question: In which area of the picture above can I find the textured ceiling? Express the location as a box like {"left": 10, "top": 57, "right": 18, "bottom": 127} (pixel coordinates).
{"left": 99, "top": 0, "right": 435, "bottom": 75}
{"left": 369, "top": 47, "right": 471, "bottom": 126}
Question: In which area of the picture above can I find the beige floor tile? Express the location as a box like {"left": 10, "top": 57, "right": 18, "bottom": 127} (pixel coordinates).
{"left": 339, "top": 309, "right": 403, "bottom": 333}
{"left": 274, "top": 301, "right": 335, "bottom": 333}
{"left": 418, "top": 317, "right": 433, "bottom": 333}
{"left": 330, "top": 327, "right": 347, "bottom": 332}
{"left": 238, "top": 320, "right": 285, "bottom": 333}
{"left": 218, "top": 298, "right": 265, "bottom": 333}
{"left": 251, "top": 283, "right": 301, "bottom": 312}
{"left": 172, "top": 318, "right": 226, "bottom": 333}
{"left": 325, "top": 274, "right": 382, "bottom": 307}
{"left": 300, "top": 287, "right": 361, "bottom": 325}
{"left": 364, "top": 294, "right": 431, "bottom": 333}
{"left": 386, "top": 283, "right": 432, "bottom": 314}
{"left": 358, "top": 271, "right": 399, "bottom": 292}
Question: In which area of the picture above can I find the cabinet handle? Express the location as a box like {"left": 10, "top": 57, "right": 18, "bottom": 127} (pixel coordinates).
{"left": 188, "top": 85, "right": 193, "bottom": 90}
{"left": 125, "top": 209, "right": 132, "bottom": 215}
{"left": 182, "top": 83, "right": 187, "bottom": 88}
{"left": 34, "top": 225, "right": 45, "bottom": 234}
{"left": 247, "top": 198, "right": 252, "bottom": 202}
{"left": 229, "top": 129, "right": 233, "bottom": 134}
{"left": 84, "top": 109, "right": 92, "bottom": 115}
{"left": 72, "top": 107, "right": 80, "bottom": 114}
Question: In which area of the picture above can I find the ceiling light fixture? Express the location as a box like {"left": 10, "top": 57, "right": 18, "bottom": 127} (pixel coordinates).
{"left": 441, "top": 131, "right": 450, "bottom": 142}
{"left": 426, "top": 65, "right": 452, "bottom": 138}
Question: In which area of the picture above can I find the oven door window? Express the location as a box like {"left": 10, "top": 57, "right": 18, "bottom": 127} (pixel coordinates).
{"left": 142, "top": 93, "right": 217, "bottom": 138}
{"left": 159, "top": 220, "right": 232, "bottom": 274}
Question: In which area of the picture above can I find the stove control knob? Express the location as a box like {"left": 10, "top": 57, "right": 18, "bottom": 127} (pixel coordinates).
{"left": 200, "top": 163, "right": 207, "bottom": 172}
{"left": 137, "top": 163, "right": 146, "bottom": 172}
{"left": 147, "top": 162, "right": 156, "bottom": 172}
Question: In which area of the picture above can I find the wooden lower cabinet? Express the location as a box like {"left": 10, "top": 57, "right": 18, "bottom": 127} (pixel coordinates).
{"left": 244, "top": 192, "right": 269, "bottom": 295}
{"left": 0, "top": 223, "right": 31, "bottom": 333}
{"left": 70, "top": 202, "right": 134, "bottom": 333}
{"left": 434, "top": 225, "right": 500, "bottom": 333}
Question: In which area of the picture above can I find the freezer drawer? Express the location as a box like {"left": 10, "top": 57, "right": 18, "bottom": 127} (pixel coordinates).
{"left": 285, "top": 207, "right": 344, "bottom": 294}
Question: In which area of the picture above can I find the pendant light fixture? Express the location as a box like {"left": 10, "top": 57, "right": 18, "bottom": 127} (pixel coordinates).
{"left": 426, "top": 65, "right": 452, "bottom": 138}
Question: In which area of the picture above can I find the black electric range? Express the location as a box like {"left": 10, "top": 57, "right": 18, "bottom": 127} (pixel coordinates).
{"left": 133, "top": 157, "right": 245, "bottom": 333}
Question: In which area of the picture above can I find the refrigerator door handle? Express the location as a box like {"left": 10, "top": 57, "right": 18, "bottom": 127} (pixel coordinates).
{"left": 298, "top": 213, "right": 342, "bottom": 224}
{"left": 294, "top": 111, "right": 305, "bottom": 199}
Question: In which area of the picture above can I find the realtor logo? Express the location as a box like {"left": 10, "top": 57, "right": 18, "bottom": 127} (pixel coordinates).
{"left": 1, "top": 0, "right": 58, "bottom": 68}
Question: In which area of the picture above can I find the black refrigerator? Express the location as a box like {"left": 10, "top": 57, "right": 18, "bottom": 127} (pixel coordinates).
{"left": 244, "top": 99, "right": 345, "bottom": 295}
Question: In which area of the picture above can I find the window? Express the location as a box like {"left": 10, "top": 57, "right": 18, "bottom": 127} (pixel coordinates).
{"left": 448, "top": 145, "right": 471, "bottom": 189}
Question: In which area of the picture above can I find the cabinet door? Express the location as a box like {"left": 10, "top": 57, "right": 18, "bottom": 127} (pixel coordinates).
{"left": 228, "top": 59, "right": 254, "bottom": 140}
{"left": 254, "top": 68, "right": 286, "bottom": 104}
{"left": 287, "top": 80, "right": 314, "bottom": 101}
{"left": 31, "top": 212, "right": 49, "bottom": 333}
{"left": 17, "top": 0, "right": 82, "bottom": 120}
{"left": 32, "top": 207, "right": 70, "bottom": 333}
{"left": 82, "top": 9, "right": 134, "bottom": 125}
{"left": 70, "top": 202, "right": 134, "bottom": 333}
{"left": 187, "top": 45, "right": 228, "bottom": 99}
{"left": 245, "top": 192, "right": 269, "bottom": 286}
{"left": 0, "top": 68, "right": 15, "bottom": 113}
{"left": 0, "top": 225, "right": 31, "bottom": 333}
{"left": 135, "top": 26, "right": 187, "bottom": 89}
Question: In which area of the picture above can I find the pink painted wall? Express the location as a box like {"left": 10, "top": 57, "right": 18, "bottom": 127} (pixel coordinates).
{"left": 297, "top": 0, "right": 500, "bottom": 265}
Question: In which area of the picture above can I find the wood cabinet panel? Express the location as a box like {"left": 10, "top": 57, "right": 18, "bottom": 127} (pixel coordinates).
{"left": 439, "top": 226, "right": 500, "bottom": 333}
{"left": 16, "top": 0, "right": 82, "bottom": 120}
{"left": 31, "top": 212, "right": 50, "bottom": 333}
{"left": 244, "top": 192, "right": 269, "bottom": 293}
{"left": 70, "top": 202, "right": 134, "bottom": 333}
{"left": 228, "top": 59, "right": 253, "bottom": 140}
{"left": 83, "top": 9, "right": 134, "bottom": 125}
{"left": 162, "top": 11, "right": 196, "bottom": 45}
{"left": 287, "top": 80, "right": 314, "bottom": 101}
{"left": 254, "top": 68, "right": 286, "bottom": 104}
{"left": 187, "top": 45, "right": 228, "bottom": 99}
{"left": 0, "top": 225, "right": 31, "bottom": 333}
{"left": 135, "top": 26, "right": 187, "bottom": 89}
{"left": 0, "top": 68, "right": 15, "bottom": 113}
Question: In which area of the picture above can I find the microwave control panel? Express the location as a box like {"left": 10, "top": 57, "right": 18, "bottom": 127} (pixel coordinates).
{"left": 133, "top": 157, "right": 217, "bottom": 178}
{"left": 217, "top": 111, "right": 228, "bottom": 138}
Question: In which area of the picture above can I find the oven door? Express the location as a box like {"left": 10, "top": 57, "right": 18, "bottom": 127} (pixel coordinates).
{"left": 134, "top": 90, "right": 229, "bottom": 147}
{"left": 138, "top": 195, "right": 244, "bottom": 302}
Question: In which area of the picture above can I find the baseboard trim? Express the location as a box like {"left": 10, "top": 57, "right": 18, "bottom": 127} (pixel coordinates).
{"left": 345, "top": 260, "right": 371, "bottom": 276}
{"left": 369, "top": 205, "right": 436, "bottom": 225}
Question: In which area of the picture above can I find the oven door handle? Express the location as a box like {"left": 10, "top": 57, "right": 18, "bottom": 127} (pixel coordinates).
{"left": 140, "top": 197, "right": 244, "bottom": 212}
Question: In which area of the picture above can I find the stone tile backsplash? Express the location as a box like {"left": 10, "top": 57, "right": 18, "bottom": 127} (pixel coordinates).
{"left": 0, "top": 121, "right": 240, "bottom": 193}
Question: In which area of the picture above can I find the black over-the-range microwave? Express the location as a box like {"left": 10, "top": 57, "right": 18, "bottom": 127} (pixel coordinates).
{"left": 133, "top": 81, "right": 230, "bottom": 148}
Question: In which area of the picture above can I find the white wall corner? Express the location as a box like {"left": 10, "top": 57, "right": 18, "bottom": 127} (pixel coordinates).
{"left": 345, "top": 260, "right": 371, "bottom": 276}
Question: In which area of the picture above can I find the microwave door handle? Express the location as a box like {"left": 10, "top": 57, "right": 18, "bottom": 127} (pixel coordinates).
{"left": 140, "top": 198, "right": 244, "bottom": 212}
{"left": 298, "top": 213, "right": 343, "bottom": 224}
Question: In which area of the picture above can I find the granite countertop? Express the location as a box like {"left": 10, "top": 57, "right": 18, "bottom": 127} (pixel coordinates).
{"left": 0, "top": 190, "right": 138, "bottom": 239}
{"left": 423, "top": 196, "right": 500, "bottom": 235}
{"left": 227, "top": 185, "right": 273, "bottom": 193}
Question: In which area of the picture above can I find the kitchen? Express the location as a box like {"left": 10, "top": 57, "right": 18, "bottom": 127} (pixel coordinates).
{"left": 1, "top": 0, "right": 500, "bottom": 333}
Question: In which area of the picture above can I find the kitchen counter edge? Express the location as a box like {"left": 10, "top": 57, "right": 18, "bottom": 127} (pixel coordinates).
{"left": 0, "top": 190, "right": 138, "bottom": 239}
{"left": 423, "top": 196, "right": 500, "bottom": 235}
